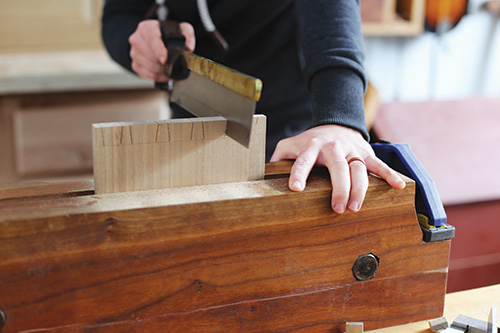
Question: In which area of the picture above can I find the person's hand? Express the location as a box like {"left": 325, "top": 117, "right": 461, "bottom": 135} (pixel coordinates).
{"left": 128, "top": 20, "right": 195, "bottom": 82}
{"left": 270, "top": 124, "right": 406, "bottom": 214}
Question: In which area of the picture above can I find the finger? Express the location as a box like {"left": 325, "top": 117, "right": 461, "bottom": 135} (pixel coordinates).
{"left": 129, "top": 26, "right": 169, "bottom": 81}
{"left": 179, "top": 22, "right": 196, "bottom": 52}
{"left": 147, "top": 30, "right": 168, "bottom": 65}
{"left": 132, "top": 20, "right": 167, "bottom": 64}
{"left": 322, "top": 142, "right": 350, "bottom": 214}
{"left": 130, "top": 43, "right": 167, "bottom": 80}
{"left": 347, "top": 159, "right": 368, "bottom": 212}
{"left": 131, "top": 61, "right": 169, "bottom": 82}
{"left": 130, "top": 48, "right": 165, "bottom": 81}
{"left": 288, "top": 141, "right": 321, "bottom": 192}
{"left": 270, "top": 138, "right": 296, "bottom": 162}
{"left": 365, "top": 156, "right": 406, "bottom": 189}
{"left": 130, "top": 32, "right": 163, "bottom": 68}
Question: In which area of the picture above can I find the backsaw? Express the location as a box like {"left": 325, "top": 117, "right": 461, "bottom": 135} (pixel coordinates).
{"left": 155, "top": 18, "right": 262, "bottom": 148}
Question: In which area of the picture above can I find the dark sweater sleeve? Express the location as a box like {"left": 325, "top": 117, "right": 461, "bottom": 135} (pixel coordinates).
{"left": 295, "top": 0, "right": 369, "bottom": 140}
{"left": 101, "top": 0, "right": 154, "bottom": 73}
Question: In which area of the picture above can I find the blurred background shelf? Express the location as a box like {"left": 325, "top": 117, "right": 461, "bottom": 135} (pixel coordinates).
{"left": 0, "top": 51, "right": 166, "bottom": 183}
{"left": 0, "top": 0, "right": 427, "bottom": 55}
{"left": 361, "top": 0, "right": 425, "bottom": 36}
{"left": 0, "top": 1, "right": 165, "bottom": 183}
{"left": 0, "top": 0, "right": 104, "bottom": 54}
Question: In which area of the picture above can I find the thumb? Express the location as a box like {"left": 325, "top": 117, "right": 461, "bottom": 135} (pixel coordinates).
{"left": 179, "top": 22, "right": 196, "bottom": 52}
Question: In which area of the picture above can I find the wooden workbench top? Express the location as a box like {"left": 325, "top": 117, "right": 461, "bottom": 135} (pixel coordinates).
{"left": 0, "top": 50, "right": 152, "bottom": 94}
{"left": 370, "top": 284, "right": 500, "bottom": 332}
{"left": 0, "top": 166, "right": 450, "bottom": 332}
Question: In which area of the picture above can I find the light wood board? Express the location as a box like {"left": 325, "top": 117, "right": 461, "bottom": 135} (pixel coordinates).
{"left": 93, "top": 115, "right": 266, "bottom": 194}
{"left": 369, "top": 284, "right": 500, "bottom": 332}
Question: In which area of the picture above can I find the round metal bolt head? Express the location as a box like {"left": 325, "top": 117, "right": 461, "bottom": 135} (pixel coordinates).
{"left": 352, "top": 253, "right": 379, "bottom": 281}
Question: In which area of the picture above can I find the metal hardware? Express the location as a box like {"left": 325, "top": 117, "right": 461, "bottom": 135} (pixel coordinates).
{"left": 0, "top": 308, "right": 6, "bottom": 331}
{"left": 352, "top": 253, "right": 379, "bottom": 281}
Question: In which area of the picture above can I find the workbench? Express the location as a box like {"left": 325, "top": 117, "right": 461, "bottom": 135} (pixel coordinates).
{"left": 0, "top": 155, "right": 453, "bottom": 332}
{"left": 370, "top": 284, "right": 500, "bottom": 332}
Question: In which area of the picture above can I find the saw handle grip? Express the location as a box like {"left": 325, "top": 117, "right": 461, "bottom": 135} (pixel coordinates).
{"left": 371, "top": 142, "right": 447, "bottom": 227}
{"left": 155, "top": 21, "right": 190, "bottom": 91}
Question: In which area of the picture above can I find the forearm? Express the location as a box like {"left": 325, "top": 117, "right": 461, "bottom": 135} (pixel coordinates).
{"left": 295, "top": 0, "right": 368, "bottom": 140}
{"left": 101, "top": 0, "right": 154, "bottom": 72}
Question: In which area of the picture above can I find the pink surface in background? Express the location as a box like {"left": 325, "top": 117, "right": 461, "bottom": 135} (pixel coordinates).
{"left": 373, "top": 97, "right": 500, "bottom": 206}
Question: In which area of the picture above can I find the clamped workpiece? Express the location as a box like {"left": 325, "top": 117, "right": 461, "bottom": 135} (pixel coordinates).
{"left": 0, "top": 138, "right": 454, "bottom": 332}
{"left": 372, "top": 142, "right": 455, "bottom": 242}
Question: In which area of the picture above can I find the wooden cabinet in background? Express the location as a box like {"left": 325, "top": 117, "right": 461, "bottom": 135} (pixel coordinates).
{"left": 361, "top": 0, "right": 425, "bottom": 36}
{"left": 0, "top": 51, "right": 166, "bottom": 184}
{"left": 7, "top": 90, "right": 165, "bottom": 179}
{"left": 0, "top": 0, "right": 104, "bottom": 53}
{"left": 0, "top": 0, "right": 426, "bottom": 52}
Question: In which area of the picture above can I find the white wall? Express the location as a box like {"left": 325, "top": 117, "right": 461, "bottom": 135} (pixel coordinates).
{"left": 363, "top": 2, "right": 500, "bottom": 102}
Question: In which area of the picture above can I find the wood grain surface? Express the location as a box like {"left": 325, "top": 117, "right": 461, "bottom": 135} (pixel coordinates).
{"left": 11, "top": 91, "right": 164, "bottom": 178}
{"left": 93, "top": 115, "right": 266, "bottom": 194}
{"left": 369, "top": 284, "right": 500, "bottom": 332}
{"left": 0, "top": 97, "right": 17, "bottom": 184}
{"left": 0, "top": 169, "right": 450, "bottom": 332}
{"left": 0, "top": 179, "right": 93, "bottom": 201}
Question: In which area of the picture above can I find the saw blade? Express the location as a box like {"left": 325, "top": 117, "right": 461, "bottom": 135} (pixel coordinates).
{"left": 169, "top": 50, "right": 262, "bottom": 148}
{"left": 181, "top": 50, "right": 262, "bottom": 102}
{"left": 171, "top": 70, "right": 256, "bottom": 147}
